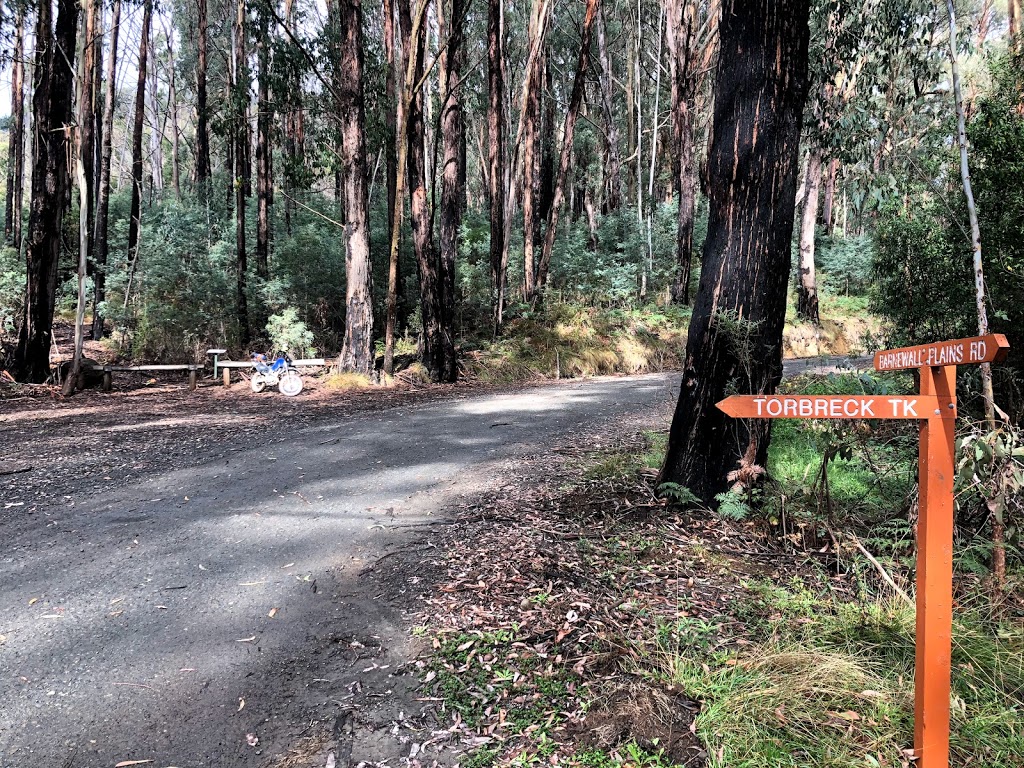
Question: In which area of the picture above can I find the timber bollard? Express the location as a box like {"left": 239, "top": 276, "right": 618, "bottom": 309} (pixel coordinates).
{"left": 223, "top": 368, "right": 231, "bottom": 386}
{"left": 102, "top": 368, "right": 112, "bottom": 392}
{"left": 188, "top": 366, "right": 198, "bottom": 391}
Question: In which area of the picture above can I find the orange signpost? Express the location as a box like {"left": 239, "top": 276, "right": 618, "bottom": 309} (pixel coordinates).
{"left": 716, "top": 335, "right": 1009, "bottom": 768}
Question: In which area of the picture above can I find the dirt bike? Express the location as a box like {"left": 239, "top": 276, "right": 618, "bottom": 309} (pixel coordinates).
{"left": 249, "top": 353, "right": 304, "bottom": 396}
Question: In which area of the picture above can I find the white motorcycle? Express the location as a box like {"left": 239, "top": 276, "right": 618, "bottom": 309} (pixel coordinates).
{"left": 250, "top": 353, "right": 304, "bottom": 396}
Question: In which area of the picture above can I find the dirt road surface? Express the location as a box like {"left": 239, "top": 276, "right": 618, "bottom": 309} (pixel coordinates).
{"left": 0, "top": 357, "right": 858, "bottom": 767}
{"left": 1, "top": 374, "right": 686, "bottom": 767}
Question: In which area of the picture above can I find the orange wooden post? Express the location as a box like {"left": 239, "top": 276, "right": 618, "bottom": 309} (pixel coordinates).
{"left": 915, "top": 364, "right": 957, "bottom": 768}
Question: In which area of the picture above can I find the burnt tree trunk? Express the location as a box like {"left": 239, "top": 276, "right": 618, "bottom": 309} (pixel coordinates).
{"left": 486, "top": 0, "right": 506, "bottom": 330}
{"left": 438, "top": 0, "right": 465, "bottom": 382}
{"left": 13, "top": 0, "right": 80, "bottom": 382}
{"left": 234, "top": 0, "right": 249, "bottom": 345}
{"left": 407, "top": 0, "right": 454, "bottom": 380}
{"left": 5, "top": 5, "right": 26, "bottom": 250}
{"left": 666, "top": 0, "right": 697, "bottom": 305}
{"left": 659, "top": 0, "right": 811, "bottom": 501}
{"left": 797, "top": 147, "right": 821, "bottom": 323}
{"left": 255, "top": 10, "right": 272, "bottom": 281}
{"left": 195, "top": 0, "right": 211, "bottom": 185}
{"left": 92, "top": 0, "right": 120, "bottom": 340}
{"left": 125, "top": 0, "right": 152, "bottom": 299}
{"left": 337, "top": 0, "right": 375, "bottom": 376}
{"left": 533, "top": 0, "right": 599, "bottom": 300}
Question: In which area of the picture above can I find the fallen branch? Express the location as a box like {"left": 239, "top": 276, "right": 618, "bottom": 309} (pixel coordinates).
{"left": 0, "top": 466, "right": 33, "bottom": 477}
{"left": 846, "top": 531, "right": 914, "bottom": 607}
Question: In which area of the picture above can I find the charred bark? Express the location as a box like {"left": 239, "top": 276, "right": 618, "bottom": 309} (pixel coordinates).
{"left": 659, "top": 0, "right": 810, "bottom": 501}
{"left": 407, "top": 0, "right": 454, "bottom": 380}
{"left": 337, "top": 0, "right": 375, "bottom": 376}
{"left": 12, "top": 0, "right": 80, "bottom": 382}
{"left": 5, "top": 5, "right": 26, "bottom": 251}
{"left": 486, "top": 0, "right": 506, "bottom": 329}
{"left": 195, "top": 0, "right": 211, "bottom": 185}
{"left": 438, "top": 0, "right": 465, "bottom": 382}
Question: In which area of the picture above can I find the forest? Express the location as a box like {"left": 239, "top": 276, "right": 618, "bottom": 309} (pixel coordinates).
{"left": 1, "top": 0, "right": 1024, "bottom": 765}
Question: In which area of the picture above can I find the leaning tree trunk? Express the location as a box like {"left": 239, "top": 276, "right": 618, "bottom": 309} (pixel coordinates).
{"left": 13, "top": 0, "right": 80, "bottom": 382}
{"left": 5, "top": 5, "right": 26, "bottom": 250}
{"left": 337, "top": 0, "right": 375, "bottom": 376}
{"left": 946, "top": 0, "right": 1002, "bottom": 586}
{"left": 486, "top": 0, "right": 506, "bottom": 330}
{"left": 797, "top": 147, "right": 822, "bottom": 324}
{"left": 437, "top": 0, "right": 465, "bottom": 383}
{"left": 92, "top": 0, "right": 120, "bottom": 340}
{"left": 533, "top": 0, "right": 600, "bottom": 301}
{"left": 124, "top": 0, "right": 152, "bottom": 304}
{"left": 659, "top": 0, "right": 811, "bottom": 502}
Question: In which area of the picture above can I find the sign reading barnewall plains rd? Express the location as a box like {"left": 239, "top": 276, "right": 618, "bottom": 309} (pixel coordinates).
{"left": 714, "top": 334, "right": 1010, "bottom": 768}
{"left": 716, "top": 395, "right": 954, "bottom": 420}
{"left": 874, "top": 333, "right": 1009, "bottom": 371}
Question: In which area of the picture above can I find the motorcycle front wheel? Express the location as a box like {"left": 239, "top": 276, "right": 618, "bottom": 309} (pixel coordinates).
{"left": 250, "top": 374, "right": 267, "bottom": 393}
{"left": 278, "top": 370, "right": 303, "bottom": 397}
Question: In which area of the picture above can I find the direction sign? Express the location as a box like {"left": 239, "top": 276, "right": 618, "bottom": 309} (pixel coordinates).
{"left": 716, "top": 395, "right": 954, "bottom": 420}
{"left": 874, "top": 333, "right": 1009, "bottom": 371}
{"left": 715, "top": 334, "right": 1008, "bottom": 768}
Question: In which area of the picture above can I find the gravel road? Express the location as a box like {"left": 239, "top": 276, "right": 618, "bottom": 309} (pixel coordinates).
{"left": 0, "top": 373, "right": 682, "bottom": 768}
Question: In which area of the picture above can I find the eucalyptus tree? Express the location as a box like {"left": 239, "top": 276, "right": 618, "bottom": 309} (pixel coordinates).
{"left": 660, "top": 0, "right": 811, "bottom": 501}
{"left": 13, "top": 0, "right": 81, "bottom": 382}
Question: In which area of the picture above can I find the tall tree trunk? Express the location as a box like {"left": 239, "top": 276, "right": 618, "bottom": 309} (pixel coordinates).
{"left": 438, "top": 0, "right": 465, "bottom": 382}
{"left": 66, "top": 1, "right": 96, "bottom": 396}
{"left": 384, "top": 0, "right": 424, "bottom": 375}
{"left": 92, "top": 0, "right": 120, "bottom": 340}
{"left": 384, "top": 0, "right": 398, "bottom": 248}
{"left": 1010, "top": 0, "right": 1020, "bottom": 51}
{"left": 146, "top": 20, "right": 163, "bottom": 198}
{"left": 234, "top": 0, "right": 249, "bottom": 345}
{"left": 521, "top": 11, "right": 545, "bottom": 300}
{"left": 195, "top": 0, "right": 211, "bottom": 185}
{"left": 946, "top": 0, "right": 1001, "bottom": 586}
{"left": 337, "top": 0, "right": 375, "bottom": 375}
{"left": 125, "top": 0, "right": 152, "bottom": 300}
{"left": 596, "top": 7, "right": 622, "bottom": 212}
{"left": 13, "top": 0, "right": 80, "bottom": 382}
{"left": 486, "top": 0, "right": 506, "bottom": 330}
{"left": 821, "top": 156, "right": 837, "bottom": 234}
{"left": 80, "top": 0, "right": 99, "bottom": 267}
{"left": 407, "top": 0, "right": 454, "bottom": 380}
{"left": 533, "top": 0, "right": 600, "bottom": 301}
{"left": 164, "top": 18, "right": 181, "bottom": 200}
{"left": 797, "top": 147, "right": 821, "bottom": 323}
{"left": 666, "top": 0, "right": 697, "bottom": 305}
{"left": 5, "top": 5, "right": 26, "bottom": 251}
{"left": 659, "top": 0, "right": 811, "bottom": 501}
{"left": 255, "top": 12, "right": 272, "bottom": 281}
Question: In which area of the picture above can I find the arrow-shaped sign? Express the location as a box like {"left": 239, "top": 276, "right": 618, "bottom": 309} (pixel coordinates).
{"left": 716, "top": 395, "right": 955, "bottom": 420}
{"left": 874, "top": 333, "right": 1009, "bottom": 371}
